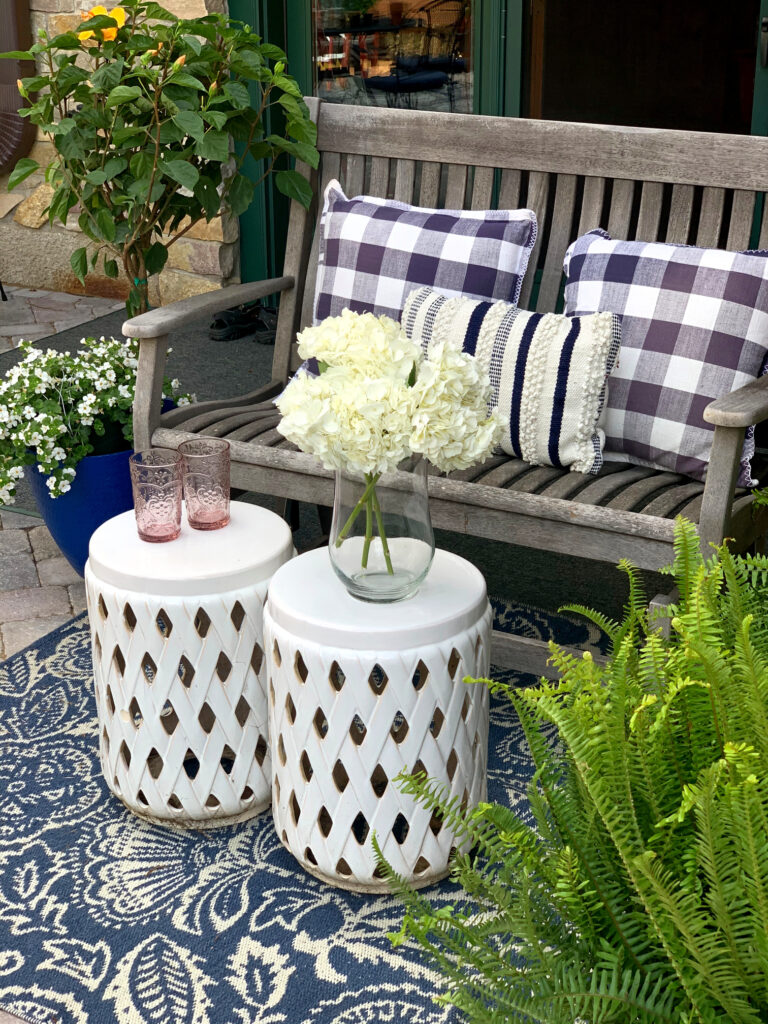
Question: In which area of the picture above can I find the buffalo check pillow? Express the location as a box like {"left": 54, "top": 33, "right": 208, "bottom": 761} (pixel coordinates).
{"left": 313, "top": 180, "right": 537, "bottom": 324}
{"left": 563, "top": 229, "right": 768, "bottom": 485}
{"left": 403, "top": 286, "right": 622, "bottom": 474}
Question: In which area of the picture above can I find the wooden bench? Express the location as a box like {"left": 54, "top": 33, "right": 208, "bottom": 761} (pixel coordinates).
{"left": 127, "top": 99, "right": 768, "bottom": 675}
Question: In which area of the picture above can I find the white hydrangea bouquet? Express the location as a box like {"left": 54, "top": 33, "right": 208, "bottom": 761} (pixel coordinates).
{"left": 0, "top": 336, "right": 192, "bottom": 505}
{"left": 276, "top": 309, "right": 504, "bottom": 582}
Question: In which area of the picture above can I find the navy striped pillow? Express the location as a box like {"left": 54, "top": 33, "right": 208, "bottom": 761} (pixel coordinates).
{"left": 403, "top": 287, "right": 622, "bottom": 475}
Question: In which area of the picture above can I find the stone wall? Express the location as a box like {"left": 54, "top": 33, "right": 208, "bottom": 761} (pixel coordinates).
{"left": 0, "top": 0, "right": 238, "bottom": 305}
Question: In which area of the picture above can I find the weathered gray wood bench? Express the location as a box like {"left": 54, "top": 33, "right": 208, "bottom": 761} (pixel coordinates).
{"left": 127, "top": 98, "right": 768, "bottom": 675}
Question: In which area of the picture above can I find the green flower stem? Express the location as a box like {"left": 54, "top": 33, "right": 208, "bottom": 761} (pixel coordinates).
{"left": 371, "top": 482, "right": 394, "bottom": 575}
{"left": 362, "top": 490, "right": 373, "bottom": 568}
{"left": 334, "top": 470, "right": 394, "bottom": 575}
{"left": 334, "top": 472, "right": 380, "bottom": 545}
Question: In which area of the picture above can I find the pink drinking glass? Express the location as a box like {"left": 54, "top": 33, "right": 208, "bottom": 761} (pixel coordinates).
{"left": 179, "top": 438, "right": 231, "bottom": 530}
{"left": 129, "top": 449, "right": 183, "bottom": 542}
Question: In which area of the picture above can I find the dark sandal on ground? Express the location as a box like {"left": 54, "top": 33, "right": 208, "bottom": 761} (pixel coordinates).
{"left": 209, "top": 303, "right": 277, "bottom": 343}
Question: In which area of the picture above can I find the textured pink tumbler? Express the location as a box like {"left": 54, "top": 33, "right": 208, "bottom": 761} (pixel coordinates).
{"left": 179, "top": 438, "right": 231, "bottom": 530}
{"left": 129, "top": 449, "right": 183, "bottom": 542}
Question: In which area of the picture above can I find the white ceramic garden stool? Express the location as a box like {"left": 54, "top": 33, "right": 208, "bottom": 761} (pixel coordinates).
{"left": 263, "top": 548, "right": 492, "bottom": 893}
{"left": 84, "top": 501, "right": 293, "bottom": 827}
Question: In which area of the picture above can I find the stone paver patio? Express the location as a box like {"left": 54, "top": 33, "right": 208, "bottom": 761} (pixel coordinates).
{"left": 0, "top": 284, "right": 123, "bottom": 351}
{"left": 0, "top": 509, "right": 85, "bottom": 660}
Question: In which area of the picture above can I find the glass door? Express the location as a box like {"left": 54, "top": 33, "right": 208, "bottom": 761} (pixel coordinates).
{"left": 524, "top": 0, "right": 764, "bottom": 137}
{"left": 310, "top": 1, "right": 473, "bottom": 113}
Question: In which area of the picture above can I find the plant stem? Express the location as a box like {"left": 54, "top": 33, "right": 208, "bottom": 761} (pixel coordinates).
{"left": 334, "top": 472, "right": 379, "bottom": 545}
{"left": 362, "top": 489, "right": 373, "bottom": 567}
{"left": 371, "top": 482, "right": 394, "bottom": 575}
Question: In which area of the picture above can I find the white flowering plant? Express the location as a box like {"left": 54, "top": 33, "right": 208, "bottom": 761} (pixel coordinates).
{"left": 276, "top": 309, "right": 504, "bottom": 573}
{"left": 0, "top": 335, "right": 193, "bottom": 505}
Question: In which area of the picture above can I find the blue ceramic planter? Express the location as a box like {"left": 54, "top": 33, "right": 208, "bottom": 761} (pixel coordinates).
{"left": 27, "top": 449, "right": 134, "bottom": 577}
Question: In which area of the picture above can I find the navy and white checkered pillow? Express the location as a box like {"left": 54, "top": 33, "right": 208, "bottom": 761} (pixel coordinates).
{"left": 403, "top": 287, "right": 622, "bottom": 475}
{"left": 313, "top": 180, "right": 537, "bottom": 324}
{"left": 564, "top": 229, "right": 768, "bottom": 485}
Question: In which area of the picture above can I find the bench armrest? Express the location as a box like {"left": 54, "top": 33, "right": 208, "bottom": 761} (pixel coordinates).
{"left": 122, "top": 276, "right": 295, "bottom": 339}
{"left": 704, "top": 375, "right": 768, "bottom": 428}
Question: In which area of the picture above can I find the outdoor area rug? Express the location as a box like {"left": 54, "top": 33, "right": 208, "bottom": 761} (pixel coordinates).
{"left": 0, "top": 602, "right": 605, "bottom": 1024}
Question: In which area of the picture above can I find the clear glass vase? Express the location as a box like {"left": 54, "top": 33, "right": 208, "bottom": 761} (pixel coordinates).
{"left": 329, "top": 456, "right": 435, "bottom": 602}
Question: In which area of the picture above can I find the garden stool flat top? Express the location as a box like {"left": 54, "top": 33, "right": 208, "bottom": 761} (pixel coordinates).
{"left": 88, "top": 500, "right": 293, "bottom": 595}
{"left": 264, "top": 547, "right": 492, "bottom": 892}
{"left": 85, "top": 500, "right": 294, "bottom": 827}
{"left": 266, "top": 547, "right": 489, "bottom": 651}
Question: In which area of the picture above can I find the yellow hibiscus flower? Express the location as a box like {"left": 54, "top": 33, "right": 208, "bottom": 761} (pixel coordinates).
{"left": 78, "top": 5, "right": 126, "bottom": 43}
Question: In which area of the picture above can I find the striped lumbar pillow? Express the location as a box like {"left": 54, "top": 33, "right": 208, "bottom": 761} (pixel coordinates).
{"left": 403, "top": 287, "right": 622, "bottom": 475}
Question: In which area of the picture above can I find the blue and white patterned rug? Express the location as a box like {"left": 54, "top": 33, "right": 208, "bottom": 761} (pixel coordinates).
{"left": 0, "top": 602, "right": 604, "bottom": 1024}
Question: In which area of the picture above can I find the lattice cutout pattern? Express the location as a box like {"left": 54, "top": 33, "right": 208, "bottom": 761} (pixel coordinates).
{"left": 85, "top": 565, "right": 278, "bottom": 826}
{"left": 264, "top": 602, "right": 492, "bottom": 892}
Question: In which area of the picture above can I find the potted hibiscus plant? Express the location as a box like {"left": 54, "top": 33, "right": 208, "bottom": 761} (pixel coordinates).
{"left": 2, "top": 1, "right": 317, "bottom": 315}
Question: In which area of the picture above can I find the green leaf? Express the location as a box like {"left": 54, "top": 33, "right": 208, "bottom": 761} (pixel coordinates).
{"left": 273, "top": 73, "right": 302, "bottom": 98}
{"left": 8, "top": 158, "right": 39, "bottom": 191}
{"left": 230, "top": 49, "right": 263, "bottom": 78}
{"left": 129, "top": 152, "right": 154, "bottom": 179}
{"left": 0, "top": 50, "right": 35, "bottom": 60}
{"left": 76, "top": 14, "right": 120, "bottom": 32}
{"left": 225, "top": 174, "right": 254, "bottom": 216}
{"left": 161, "top": 159, "right": 200, "bottom": 190}
{"left": 172, "top": 110, "right": 205, "bottom": 140}
{"left": 181, "top": 35, "right": 202, "bottom": 56}
{"left": 275, "top": 169, "right": 312, "bottom": 209}
{"left": 70, "top": 246, "right": 89, "bottom": 285}
{"left": 222, "top": 81, "right": 249, "bottom": 109}
{"left": 57, "top": 128, "right": 88, "bottom": 161}
{"left": 105, "top": 85, "right": 142, "bottom": 107}
{"left": 90, "top": 59, "right": 124, "bottom": 94}
{"left": 96, "top": 207, "right": 116, "bottom": 242}
{"left": 85, "top": 169, "right": 108, "bottom": 185}
{"left": 20, "top": 75, "right": 48, "bottom": 93}
{"left": 46, "top": 33, "right": 81, "bottom": 49}
{"left": 112, "top": 125, "right": 144, "bottom": 144}
{"left": 144, "top": 2, "right": 175, "bottom": 19}
{"left": 277, "top": 93, "right": 308, "bottom": 122}
{"left": 103, "top": 156, "right": 128, "bottom": 181}
{"left": 268, "top": 136, "right": 319, "bottom": 169}
{"left": 104, "top": 258, "right": 119, "bottom": 279}
{"left": 193, "top": 175, "right": 220, "bottom": 219}
{"left": 144, "top": 242, "right": 168, "bottom": 276}
{"left": 194, "top": 129, "right": 229, "bottom": 163}
{"left": 260, "top": 43, "right": 287, "bottom": 61}
{"left": 56, "top": 64, "right": 89, "bottom": 93}
{"left": 203, "top": 110, "right": 227, "bottom": 130}
{"left": 47, "top": 186, "right": 75, "bottom": 225}
{"left": 166, "top": 72, "right": 206, "bottom": 91}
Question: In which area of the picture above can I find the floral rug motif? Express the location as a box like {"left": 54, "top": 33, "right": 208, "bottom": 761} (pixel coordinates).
{"left": 0, "top": 603, "right": 604, "bottom": 1024}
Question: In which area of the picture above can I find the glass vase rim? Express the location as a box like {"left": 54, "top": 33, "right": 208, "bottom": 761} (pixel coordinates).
{"left": 129, "top": 447, "right": 182, "bottom": 468}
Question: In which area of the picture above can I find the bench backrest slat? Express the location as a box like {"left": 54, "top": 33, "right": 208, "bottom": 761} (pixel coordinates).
{"left": 394, "top": 159, "right": 416, "bottom": 202}
{"left": 635, "top": 181, "right": 664, "bottom": 241}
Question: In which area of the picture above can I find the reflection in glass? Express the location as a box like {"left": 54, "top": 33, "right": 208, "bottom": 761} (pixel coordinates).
{"left": 313, "top": 1, "right": 472, "bottom": 113}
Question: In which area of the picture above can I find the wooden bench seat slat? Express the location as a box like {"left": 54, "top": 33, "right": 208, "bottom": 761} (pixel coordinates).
{"left": 538, "top": 173, "right": 577, "bottom": 312}
{"left": 665, "top": 183, "right": 694, "bottom": 243}
{"left": 445, "top": 163, "right": 468, "bottom": 208}
{"left": 225, "top": 416, "right": 283, "bottom": 443}
{"left": 419, "top": 161, "right": 441, "bottom": 206}
{"left": 636, "top": 180, "right": 664, "bottom": 240}
{"left": 605, "top": 472, "right": 688, "bottom": 512}
{"left": 727, "top": 190, "right": 755, "bottom": 250}
{"left": 696, "top": 186, "right": 725, "bottom": 248}
{"left": 471, "top": 166, "right": 495, "bottom": 210}
{"left": 508, "top": 465, "right": 567, "bottom": 492}
{"left": 394, "top": 159, "right": 415, "bottom": 203}
{"left": 539, "top": 470, "right": 607, "bottom": 500}
{"left": 459, "top": 458, "right": 530, "bottom": 487}
{"left": 607, "top": 179, "right": 634, "bottom": 238}
{"left": 572, "top": 466, "right": 658, "bottom": 506}
{"left": 447, "top": 456, "right": 510, "bottom": 483}
{"left": 641, "top": 482, "right": 705, "bottom": 518}
{"left": 170, "top": 404, "right": 276, "bottom": 434}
